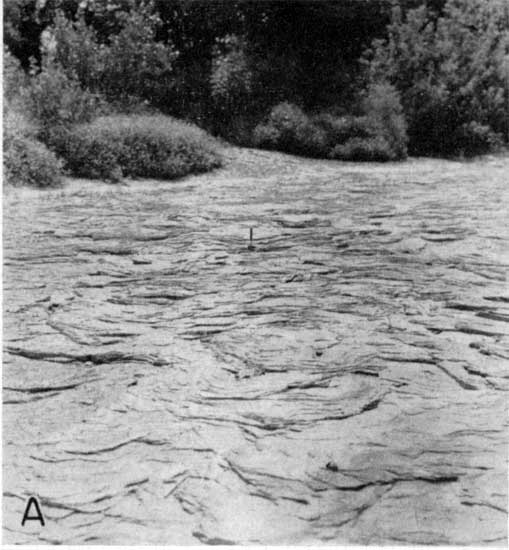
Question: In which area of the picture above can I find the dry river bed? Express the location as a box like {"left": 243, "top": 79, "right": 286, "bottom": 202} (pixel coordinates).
{"left": 3, "top": 148, "right": 509, "bottom": 545}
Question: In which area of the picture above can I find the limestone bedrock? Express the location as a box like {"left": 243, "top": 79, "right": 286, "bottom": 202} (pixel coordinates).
{"left": 3, "top": 149, "right": 508, "bottom": 545}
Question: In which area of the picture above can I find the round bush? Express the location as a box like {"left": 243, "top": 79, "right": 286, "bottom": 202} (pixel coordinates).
{"left": 4, "top": 136, "right": 64, "bottom": 187}
{"left": 58, "top": 115, "right": 223, "bottom": 181}
{"left": 452, "top": 122, "right": 503, "bottom": 157}
{"left": 252, "top": 102, "right": 329, "bottom": 158}
{"left": 3, "top": 106, "right": 64, "bottom": 187}
{"left": 362, "top": 82, "right": 408, "bottom": 160}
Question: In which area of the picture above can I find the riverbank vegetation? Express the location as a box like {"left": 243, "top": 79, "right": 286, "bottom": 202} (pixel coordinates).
{"left": 3, "top": 0, "right": 508, "bottom": 186}
{"left": 58, "top": 115, "right": 222, "bottom": 182}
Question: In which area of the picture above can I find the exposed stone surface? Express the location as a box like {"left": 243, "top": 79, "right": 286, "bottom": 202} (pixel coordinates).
{"left": 3, "top": 149, "right": 508, "bottom": 544}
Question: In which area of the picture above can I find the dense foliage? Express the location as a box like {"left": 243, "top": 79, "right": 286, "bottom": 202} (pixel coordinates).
{"left": 364, "top": 0, "right": 509, "bottom": 155}
{"left": 56, "top": 115, "right": 223, "bottom": 181}
{"left": 3, "top": 0, "right": 508, "bottom": 161}
{"left": 45, "top": 5, "right": 177, "bottom": 107}
{"left": 253, "top": 83, "right": 407, "bottom": 161}
{"left": 3, "top": 2, "right": 223, "bottom": 186}
{"left": 4, "top": 1, "right": 394, "bottom": 116}
{"left": 3, "top": 46, "right": 27, "bottom": 101}
{"left": 3, "top": 106, "right": 64, "bottom": 187}
{"left": 22, "top": 60, "right": 98, "bottom": 145}
{"left": 253, "top": 103, "right": 329, "bottom": 158}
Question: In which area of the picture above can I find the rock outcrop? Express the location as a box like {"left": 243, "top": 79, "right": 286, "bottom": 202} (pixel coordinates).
{"left": 3, "top": 149, "right": 508, "bottom": 544}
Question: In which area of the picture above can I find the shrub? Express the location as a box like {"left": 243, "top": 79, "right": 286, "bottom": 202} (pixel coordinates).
{"left": 362, "top": 82, "right": 408, "bottom": 159}
{"left": 4, "top": 137, "right": 64, "bottom": 187}
{"left": 293, "top": 119, "right": 329, "bottom": 157}
{"left": 43, "top": 11, "right": 104, "bottom": 91}
{"left": 3, "top": 103, "right": 36, "bottom": 143}
{"left": 363, "top": 0, "right": 509, "bottom": 155}
{"left": 329, "top": 136, "right": 394, "bottom": 162}
{"left": 102, "top": 6, "right": 177, "bottom": 106}
{"left": 253, "top": 101, "right": 407, "bottom": 161}
{"left": 452, "top": 122, "right": 503, "bottom": 157}
{"left": 252, "top": 122, "right": 281, "bottom": 149}
{"left": 210, "top": 35, "right": 257, "bottom": 140}
{"left": 211, "top": 35, "right": 253, "bottom": 115}
{"left": 3, "top": 107, "right": 63, "bottom": 187}
{"left": 58, "top": 115, "right": 223, "bottom": 181}
{"left": 263, "top": 102, "right": 308, "bottom": 135}
{"left": 22, "top": 61, "right": 98, "bottom": 146}
{"left": 46, "top": 5, "right": 177, "bottom": 107}
{"left": 252, "top": 102, "right": 328, "bottom": 157}
{"left": 3, "top": 46, "right": 28, "bottom": 102}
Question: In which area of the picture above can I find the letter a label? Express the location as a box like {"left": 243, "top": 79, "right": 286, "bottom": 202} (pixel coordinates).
{"left": 21, "top": 496, "right": 45, "bottom": 527}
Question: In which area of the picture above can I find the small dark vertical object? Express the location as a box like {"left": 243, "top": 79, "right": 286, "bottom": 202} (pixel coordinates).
{"left": 248, "top": 227, "right": 255, "bottom": 250}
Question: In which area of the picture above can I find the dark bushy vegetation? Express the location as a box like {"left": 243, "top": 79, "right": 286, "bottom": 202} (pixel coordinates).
{"left": 22, "top": 60, "right": 98, "bottom": 146}
{"left": 3, "top": 46, "right": 27, "bottom": 101}
{"left": 56, "top": 115, "right": 222, "bottom": 181}
{"left": 363, "top": 0, "right": 509, "bottom": 156}
{"left": 252, "top": 103, "right": 328, "bottom": 158}
{"left": 362, "top": 82, "right": 408, "bottom": 159}
{"left": 45, "top": 5, "right": 177, "bottom": 107}
{"left": 253, "top": 83, "right": 407, "bottom": 161}
{"left": 3, "top": 1, "right": 397, "bottom": 132}
{"left": 452, "top": 122, "right": 503, "bottom": 157}
{"left": 3, "top": 135, "right": 64, "bottom": 187}
{"left": 210, "top": 35, "right": 253, "bottom": 117}
{"left": 4, "top": 0, "right": 508, "bottom": 166}
{"left": 3, "top": 9, "right": 223, "bottom": 185}
{"left": 3, "top": 107, "right": 64, "bottom": 187}
{"left": 3, "top": 51, "right": 65, "bottom": 187}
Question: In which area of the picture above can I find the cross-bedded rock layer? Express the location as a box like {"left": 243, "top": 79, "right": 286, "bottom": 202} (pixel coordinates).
{"left": 3, "top": 149, "right": 508, "bottom": 544}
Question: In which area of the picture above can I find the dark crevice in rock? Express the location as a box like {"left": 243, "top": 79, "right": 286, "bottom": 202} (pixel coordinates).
{"left": 4, "top": 380, "right": 94, "bottom": 393}
{"left": 193, "top": 531, "right": 237, "bottom": 545}
{"left": 460, "top": 501, "right": 507, "bottom": 514}
{"left": 433, "top": 363, "right": 478, "bottom": 391}
{"left": 318, "top": 474, "right": 459, "bottom": 493}
{"left": 6, "top": 346, "right": 168, "bottom": 367}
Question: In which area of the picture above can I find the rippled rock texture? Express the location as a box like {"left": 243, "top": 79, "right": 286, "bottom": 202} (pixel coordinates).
{"left": 3, "top": 149, "right": 509, "bottom": 544}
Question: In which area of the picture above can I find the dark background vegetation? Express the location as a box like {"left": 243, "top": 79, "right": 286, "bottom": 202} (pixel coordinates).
{"left": 3, "top": 0, "right": 509, "bottom": 185}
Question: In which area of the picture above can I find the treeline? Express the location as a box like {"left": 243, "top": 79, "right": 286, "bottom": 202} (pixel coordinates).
{"left": 4, "top": 1, "right": 399, "bottom": 120}
{"left": 4, "top": 0, "right": 509, "bottom": 168}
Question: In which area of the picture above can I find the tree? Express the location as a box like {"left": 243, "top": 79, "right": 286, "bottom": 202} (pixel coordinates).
{"left": 364, "top": 0, "right": 509, "bottom": 155}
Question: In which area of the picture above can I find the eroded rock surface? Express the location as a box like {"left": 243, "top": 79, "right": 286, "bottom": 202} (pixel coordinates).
{"left": 3, "top": 149, "right": 508, "bottom": 544}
